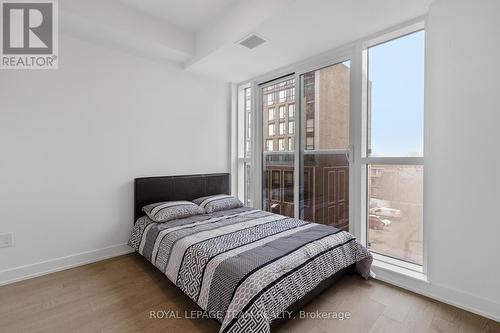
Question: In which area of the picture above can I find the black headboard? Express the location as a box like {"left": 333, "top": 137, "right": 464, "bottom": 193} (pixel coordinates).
{"left": 134, "top": 173, "right": 230, "bottom": 222}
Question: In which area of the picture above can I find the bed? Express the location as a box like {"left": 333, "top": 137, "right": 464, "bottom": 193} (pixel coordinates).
{"left": 129, "top": 173, "right": 372, "bottom": 333}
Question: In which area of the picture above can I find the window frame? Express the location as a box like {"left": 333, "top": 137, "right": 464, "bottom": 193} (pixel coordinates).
{"left": 268, "top": 123, "right": 275, "bottom": 136}
{"left": 288, "top": 104, "right": 295, "bottom": 119}
{"left": 235, "top": 17, "right": 427, "bottom": 280}
{"left": 268, "top": 107, "right": 275, "bottom": 122}
{"left": 361, "top": 23, "right": 426, "bottom": 272}
{"left": 248, "top": 52, "right": 356, "bottom": 229}
{"left": 279, "top": 122, "right": 285, "bottom": 135}
{"left": 279, "top": 105, "right": 286, "bottom": 120}
{"left": 266, "top": 139, "right": 273, "bottom": 151}
{"left": 278, "top": 138, "right": 285, "bottom": 151}
{"left": 236, "top": 84, "right": 253, "bottom": 206}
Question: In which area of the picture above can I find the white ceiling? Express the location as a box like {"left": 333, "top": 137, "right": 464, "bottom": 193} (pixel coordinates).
{"left": 62, "top": 0, "right": 434, "bottom": 82}
{"left": 186, "top": 0, "right": 434, "bottom": 82}
{"left": 119, "top": 0, "right": 236, "bottom": 32}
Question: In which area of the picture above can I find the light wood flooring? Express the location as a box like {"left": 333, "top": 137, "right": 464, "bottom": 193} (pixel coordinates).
{"left": 0, "top": 253, "right": 498, "bottom": 333}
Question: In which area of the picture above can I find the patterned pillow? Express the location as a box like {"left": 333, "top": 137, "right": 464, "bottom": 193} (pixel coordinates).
{"left": 193, "top": 194, "right": 243, "bottom": 213}
{"left": 142, "top": 201, "right": 205, "bottom": 223}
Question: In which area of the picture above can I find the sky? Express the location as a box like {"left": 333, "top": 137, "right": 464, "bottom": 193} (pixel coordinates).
{"left": 368, "top": 30, "right": 425, "bottom": 157}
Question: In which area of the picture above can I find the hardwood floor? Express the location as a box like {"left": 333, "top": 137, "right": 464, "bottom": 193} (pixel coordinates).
{"left": 1, "top": 254, "right": 498, "bottom": 333}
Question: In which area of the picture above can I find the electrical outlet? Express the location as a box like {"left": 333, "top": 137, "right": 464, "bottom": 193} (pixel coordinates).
{"left": 0, "top": 233, "right": 13, "bottom": 248}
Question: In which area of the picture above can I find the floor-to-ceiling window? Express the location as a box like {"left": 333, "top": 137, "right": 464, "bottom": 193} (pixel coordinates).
{"left": 363, "top": 29, "right": 425, "bottom": 266}
{"left": 261, "top": 77, "right": 296, "bottom": 217}
{"left": 257, "top": 61, "right": 352, "bottom": 229}
{"left": 237, "top": 22, "right": 425, "bottom": 270}
{"left": 237, "top": 85, "right": 252, "bottom": 207}
{"left": 299, "top": 61, "right": 351, "bottom": 231}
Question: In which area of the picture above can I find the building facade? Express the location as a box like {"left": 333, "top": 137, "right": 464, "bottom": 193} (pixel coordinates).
{"left": 262, "top": 63, "right": 351, "bottom": 230}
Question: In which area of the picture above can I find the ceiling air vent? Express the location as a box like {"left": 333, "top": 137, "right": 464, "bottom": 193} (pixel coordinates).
{"left": 239, "top": 34, "right": 267, "bottom": 50}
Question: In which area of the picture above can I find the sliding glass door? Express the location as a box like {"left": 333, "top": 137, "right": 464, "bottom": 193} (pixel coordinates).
{"left": 259, "top": 61, "right": 351, "bottom": 230}
{"left": 299, "top": 61, "right": 351, "bottom": 230}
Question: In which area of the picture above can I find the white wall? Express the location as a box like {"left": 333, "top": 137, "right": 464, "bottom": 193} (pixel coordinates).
{"left": 375, "top": 0, "right": 500, "bottom": 321}
{"left": 0, "top": 34, "right": 229, "bottom": 282}
{"left": 1, "top": 0, "right": 499, "bottom": 322}
{"left": 425, "top": 0, "right": 500, "bottom": 313}
{"left": 374, "top": 0, "right": 500, "bottom": 322}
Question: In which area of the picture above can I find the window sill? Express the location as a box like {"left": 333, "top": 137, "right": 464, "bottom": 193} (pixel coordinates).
{"left": 371, "top": 257, "right": 429, "bottom": 283}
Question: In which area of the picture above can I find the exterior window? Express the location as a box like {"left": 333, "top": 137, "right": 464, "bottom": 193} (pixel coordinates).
{"left": 268, "top": 124, "right": 275, "bottom": 136}
{"left": 278, "top": 138, "right": 285, "bottom": 151}
{"left": 266, "top": 139, "right": 273, "bottom": 151}
{"left": 279, "top": 106, "right": 285, "bottom": 119}
{"left": 288, "top": 104, "right": 295, "bottom": 119}
{"left": 306, "top": 136, "right": 314, "bottom": 150}
{"left": 266, "top": 91, "right": 274, "bottom": 106}
{"left": 279, "top": 122, "right": 285, "bottom": 135}
{"left": 271, "top": 170, "right": 281, "bottom": 200}
{"left": 288, "top": 137, "right": 293, "bottom": 150}
{"left": 268, "top": 108, "right": 274, "bottom": 121}
{"left": 287, "top": 80, "right": 295, "bottom": 101}
{"left": 306, "top": 119, "right": 314, "bottom": 132}
{"left": 288, "top": 121, "right": 295, "bottom": 134}
{"left": 279, "top": 86, "right": 286, "bottom": 102}
{"left": 365, "top": 29, "right": 425, "bottom": 266}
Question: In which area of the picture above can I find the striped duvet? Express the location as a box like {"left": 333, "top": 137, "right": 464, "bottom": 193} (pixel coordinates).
{"left": 129, "top": 207, "right": 372, "bottom": 333}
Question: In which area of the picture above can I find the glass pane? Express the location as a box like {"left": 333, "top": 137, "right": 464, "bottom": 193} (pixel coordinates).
{"left": 278, "top": 138, "right": 284, "bottom": 151}
{"left": 300, "top": 61, "right": 351, "bottom": 230}
{"left": 266, "top": 139, "right": 273, "bottom": 151}
{"left": 262, "top": 78, "right": 295, "bottom": 218}
{"left": 367, "top": 30, "right": 425, "bottom": 157}
{"left": 244, "top": 87, "right": 252, "bottom": 158}
{"left": 279, "top": 106, "right": 286, "bottom": 119}
{"left": 367, "top": 164, "right": 423, "bottom": 265}
{"left": 271, "top": 170, "right": 280, "bottom": 201}
{"left": 268, "top": 124, "right": 275, "bottom": 136}
{"left": 288, "top": 104, "right": 295, "bottom": 119}
{"left": 268, "top": 107, "right": 274, "bottom": 121}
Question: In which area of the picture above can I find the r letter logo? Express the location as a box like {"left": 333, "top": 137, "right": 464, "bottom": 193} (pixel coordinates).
{"left": 1, "top": 0, "right": 58, "bottom": 69}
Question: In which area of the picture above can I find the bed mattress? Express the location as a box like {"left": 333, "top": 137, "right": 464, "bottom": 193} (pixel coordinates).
{"left": 129, "top": 207, "right": 372, "bottom": 333}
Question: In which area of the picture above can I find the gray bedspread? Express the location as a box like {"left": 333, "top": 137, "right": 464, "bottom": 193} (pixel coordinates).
{"left": 129, "top": 207, "right": 372, "bottom": 333}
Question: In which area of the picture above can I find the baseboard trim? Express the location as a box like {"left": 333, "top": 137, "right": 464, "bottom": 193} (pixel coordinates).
{"left": 0, "top": 243, "right": 135, "bottom": 286}
{"left": 372, "top": 266, "right": 500, "bottom": 323}
{"left": 1, "top": 247, "right": 498, "bottom": 323}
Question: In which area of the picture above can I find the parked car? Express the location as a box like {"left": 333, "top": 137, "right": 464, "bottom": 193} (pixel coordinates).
{"left": 368, "top": 215, "right": 391, "bottom": 230}
{"left": 369, "top": 206, "right": 402, "bottom": 220}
